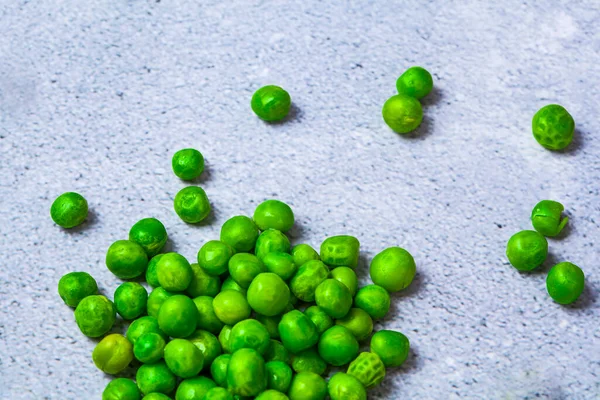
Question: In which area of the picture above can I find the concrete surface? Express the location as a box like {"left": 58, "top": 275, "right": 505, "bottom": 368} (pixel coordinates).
{"left": 1, "top": 0, "right": 599, "bottom": 399}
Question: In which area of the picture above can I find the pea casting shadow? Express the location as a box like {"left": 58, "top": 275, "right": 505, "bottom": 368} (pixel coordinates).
{"left": 565, "top": 281, "right": 597, "bottom": 310}
{"left": 61, "top": 209, "right": 97, "bottom": 233}
{"left": 186, "top": 208, "right": 217, "bottom": 228}
{"left": 556, "top": 128, "right": 584, "bottom": 156}
{"left": 263, "top": 103, "right": 303, "bottom": 126}
{"left": 370, "top": 346, "right": 422, "bottom": 398}
{"left": 161, "top": 239, "right": 177, "bottom": 254}
{"left": 516, "top": 251, "right": 557, "bottom": 276}
{"left": 401, "top": 87, "right": 442, "bottom": 140}
{"left": 286, "top": 222, "right": 306, "bottom": 241}
{"left": 184, "top": 165, "right": 211, "bottom": 185}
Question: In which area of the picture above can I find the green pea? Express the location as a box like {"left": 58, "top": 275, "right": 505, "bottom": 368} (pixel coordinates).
{"left": 129, "top": 217, "right": 168, "bottom": 257}
{"left": 278, "top": 310, "right": 319, "bottom": 354}
{"left": 303, "top": 306, "right": 333, "bottom": 335}
{"left": 147, "top": 287, "right": 175, "bottom": 318}
{"left": 50, "top": 192, "right": 88, "bottom": 228}
{"left": 262, "top": 252, "right": 297, "bottom": 281}
{"left": 370, "top": 247, "right": 416, "bottom": 293}
{"left": 198, "top": 240, "right": 236, "bottom": 276}
{"left": 213, "top": 290, "right": 251, "bottom": 325}
{"left": 175, "top": 376, "right": 216, "bottom": 400}
{"left": 188, "top": 329, "right": 222, "bottom": 367}
{"left": 174, "top": 186, "right": 211, "bottom": 223}
{"left": 291, "top": 348, "right": 326, "bottom": 375}
{"left": 102, "top": 378, "right": 141, "bottom": 400}
{"left": 329, "top": 267, "right": 358, "bottom": 296}
{"left": 218, "top": 325, "right": 233, "bottom": 354}
{"left": 347, "top": 352, "right": 386, "bottom": 389}
{"left": 531, "top": 200, "right": 569, "bottom": 237}
{"left": 157, "top": 252, "right": 193, "bottom": 292}
{"left": 354, "top": 285, "right": 390, "bottom": 320}
{"left": 291, "top": 244, "right": 320, "bottom": 268}
{"left": 253, "top": 200, "right": 295, "bottom": 232}
{"left": 382, "top": 94, "right": 423, "bottom": 134}
{"left": 210, "top": 354, "right": 231, "bottom": 387}
{"left": 157, "top": 294, "right": 198, "bottom": 338}
{"left": 506, "top": 230, "right": 548, "bottom": 271}
{"left": 164, "top": 338, "right": 204, "bottom": 378}
{"left": 106, "top": 240, "right": 148, "bottom": 280}
{"left": 289, "top": 260, "right": 329, "bottom": 302}
{"left": 318, "top": 326, "right": 358, "bottom": 366}
{"left": 255, "top": 390, "right": 289, "bottom": 400}
{"left": 220, "top": 276, "right": 247, "bottom": 295}
{"left": 247, "top": 273, "right": 290, "bottom": 316}
{"left": 396, "top": 66, "right": 433, "bottom": 100}
{"left": 251, "top": 85, "right": 291, "bottom": 122}
{"left": 114, "top": 282, "right": 148, "bottom": 320}
{"left": 319, "top": 236, "right": 360, "bottom": 269}
{"left": 532, "top": 104, "right": 575, "bottom": 150}
{"left": 74, "top": 295, "right": 116, "bottom": 338}
{"left": 265, "top": 361, "right": 293, "bottom": 392}
{"left": 335, "top": 308, "right": 373, "bottom": 341}
{"left": 255, "top": 314, "right": 281, "bottom": 339}
{"left": 226, "top": 348, "right": 267, "bottom": 397}
{"left": 143, "top": 394, "right": 172, "bottom": 400}
{"left": 314, "top": 279, "right": 352, "bottom": 319}
{"left": 202, "top": 387, "right": 234, "bottom": 400}
{"left": 220, "top": 216, "right": 259, "bottom": 253}
{"left": 327, "top": 372, "right": 366, "bottom": 400}
{"left": 134, "top": 332, "right": 166, "bottom": 364}
{"left": 370, "top": 330, "right": 409, "bottom": 367}
{"left": 172, "top": 148, "right": 205, "bottom": 181}
{"left": 229, "top": 319, "right": 271, "bottom": 355}
{"left": 93, "top": 333, "right": 133, "bottom": 374}
{"left": 288, "top": 372, "right": 327, "bottom": 400}
{"left": 193, "top": 296, "right": 224, "bottom": 334}
{"left": 126, "top": 316, "right": 165, "bottom": 344}
{"left": 58, "top": 271, "right": 98, "bottom": 307}
{"left": 546, "top": 262, "right": 585, "bottom": 305}
{"left": 264, "top": 340, "right": 291, "bottom": 364}
{"left": 188, "top": 263, "right": 221, "bottom": 298}
{"left": 136, "top": 361, "right": 177, "bottom": 395}
{"left": 146, "top": 255, "right": 163, "bottom": 288}
{"left": 255, "top": 229, "right": 291, "bottom": 260}
{"left": 228, "top": 253, "right": 266, "bottom": 289}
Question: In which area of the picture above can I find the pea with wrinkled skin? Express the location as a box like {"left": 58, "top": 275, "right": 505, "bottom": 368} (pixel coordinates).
{"left": 314, "top": 279, "right": 352, "bottom": 319}
{"left": 531, "top": 200, "right": 569, "bottom": 237}
{"left": 74, "top": 295, "right": 116, "bottom": 338}
{"left": 136, "top": 361, "right": 177, "bottom": 395}
{"left": 347, "top": 352, "right": 386, "bottom": 389}
{"left": 50, "top": 192, "right": 88, "bottom": 228}
{"left": 58, "top": 271, "right": 98, "bottom": 307}
{"left": 114, "top": 282, "right": 148, "bottom": 320}
{"left": 174, "top": 186, "right": 211, "bottom": 223}
{"left": 291, "top": 348, "right": 326, "bottom": 375}
{"left": 172, "top": 148, "right": 205, "bottom": 181}
{"left": 278, "top": 310, "right": 319, "bottom": 354}
{"left": 303, "top": 306, "right": 333, "bottom": 335}
{"left": 319, "top": 236, "right": 360, "bottom": 268}
{"left": 129, "top": 217, "right": 168, "bottom": 257}
{"left": 290, "top": 260, "right": 329, "bottom": 302}
{"left": 506, "top": 230, "right": 548, "bottom": 271}
{"left": 133, "top": 332, "right": 166, "bottom": 364}
{"left": 327, "top": 372, "right": 366, "bottom": 400}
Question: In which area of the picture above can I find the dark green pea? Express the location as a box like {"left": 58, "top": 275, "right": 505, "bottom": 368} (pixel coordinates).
{"left": 264, "top": 340, "right": 291, "bottom": 364}
{"left": 172, "top": 148, "right": 205, "bottom": 181}
{"left": 50, "top": 192, "right": 88, "bottom": 228}
{"left": 197, "top": 240, "right": 236, "bottom": 277}
{"left": 396, "top": 66, "right": 433, "bottom": 99}
{"left": 229, "top": 319, "right": 270, "bottom": 355}
{"left": 506, "top": 230, "right": 548, "bottom": 271}
{"left": 346, "top": 352, "right": 386, "bottom": 389}
{"left": 126, "top": 316, "right": 165, "bottom": 344}
{"left": 291, "top": 348, "right": 326, "bottom": 375}
{"left": 188, "top": 329, "right": 222, "bottom": 367}
{"left": 255, "top": 314, "right": 281, "bottom": 339}
{"left": 327, "top": 372, "right": 366, "bottom": 400}
{"left": 187, "top": 263, "right": 221, "bottom": 298}
{"left": 136, "top": 361, "right": 177, "bottom": 395}
{"left": 253, "top": 199, "right": 295, "bottom": 233}
{"left": 93, "top": 334, "right": 133, "bottom": 375}
{"left": 129, "top": 217, "right": 168, "bottom": 257}
{"left": 288, "top": 372, "right": 327, "bottom": 400}
{"left": 147, "top": 287, "right": 175, "bottom": 318}
{"left": 106, "top": 240, "right": 148, "bottom": 280}
{"left": 251, "top": 85, "right": 291, "bottom": 122}
{"left": 547, "top": 262, "right": 585, "bottom": 305}
{"left": 203, "top": 387, "right": 234, "bottom": 400}
{"left": 218, "top": 325, "right": 233, "bottom": 354}
{"left": 114, "top": 282, "right": 148, "bottom": 320}
{"left": 220, "top": 216, "right": 259, "bottom": 253}
{"left": 157, "top": 295, "right": 198, "bottom": 338}
{"left": 335, "top": 308, "right": 373, "bottom": 341}
{"left": 314, "top": 279, "right": 352, "bottom": 319}
{"left": 265, "top": 361, "right": 293, "bottom": 393}
{"left": 303, "top": 306, "right": 333, "bottom": 335}
{"left": 102, "top": 378, "right": 141, "bottom": 400}
{"left": 134, "top": 332, "right": 166, "bottom": 364}
{"left": 146, "top": 254, "right": 163, "bottom": 289}
{"left": 278, "top": 310, "right": 319, "bottom": 354}
{"left": 354, "top": 285, "right": 391, "bottom": 320}
{"left": 289, "top": 260, "right": 329, "bottom": 302}
{"left": 210, "top": 353, "right": 231, "bottom": 387}
{"left": 193, "top": 296, "right": 224, "bottom": 334}
{"left": 531, "top": 200, "right": 569, "bottom": 237}
{"left": 263, "top": 252, "right": 297, "bottom": 281}
{"left": 228, "top": 253, "right": 266, "bottom": 289}
{"left": 319, "top": 235, "right": 360, "bottom": 268}
{"left": 174, "top": 186, "right": 211, "bottom": 224}
{"left": 156, "top": 252, "right": 193, "bottom": 292}
{"left": 318, "top": 326, "right": 358, "bottom": 366}
{"left": 329, "top": 267, "right": 358, "bottom": 296}
{"left": 255, "top": 229, "right": 291, "bottom": 260}
{"left": 74, "top": 295, "right": 116, "bottom": 338}
{"left": 175, "top": 376, "right": 216, "bottom": 400}
{"left": 220, "top": 276, "right": 247, "bottom": 295}
{"left": 57, "top": 271, "right": 98, "bottom": 307}
{"left": 291, "top": 244, "right": 320, "bottom": 268}
{"left": 226, "top": 348, "right": 267, "bottom": 397}
{"left": 370, "top": 330, "right": 409, "bottom": 367}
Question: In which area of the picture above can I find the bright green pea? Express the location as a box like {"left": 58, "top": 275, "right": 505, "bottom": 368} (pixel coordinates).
{"left": 370, "top": 247, "right": 416, "bottom": 292}
{"left": 143, "top": 394, "right": 172, "bottom": 400}
{"left": 220, "top": 276, "right": 247, "bottom": 295}
{"left": 264, "top": 340, "right": 291, "bottom": 364}
{"left": 303, "top": 306, "right": 333, "bottom": 335}
{"left": 532, "top": 104, "right": 575, "bottom": 150}
{"left": 193, "top": 296, "right": 224, "bottom": 334}
{"left": 278, "top": 310, "right": 319, "bottom": 354}
{"left": 347, "top": 352, "right": 385, "bottom": 389}
{"left": 335, "top": 308, "right": 373, "bottom": 341}
{"left": 370, "top": 330, "right": 410, "bottom": 367}
{"left": 164, "top": 338, "right": 204, "bottom": 378}
{"left": 319, "top": 236, "right": 360, "bottom": 269}
{"left": 227, "top": 348, "right": 267, "bottom": 397}
{"left": 247, "top": 273, "right": 290, "bottom": 316}
{"left": 50, "top": 192, "right": 88, "bottom": 228}
{"left": 220, "top": 216, "right": 259, "bottom": 252}
{"left": 382, "top": 94, "right": 423, "bottom": 134}
{"left": 146, "top": 255, "right": 163, "bottom": 288}
{"left": 202, "top": 387, "right": 234, "bottom": 400}
{"left": 289, "top": 260, "right": 329, "bottom": 302}
{"left": 329, "top": 267, "right": 358, "bottom": 296}
{"left": 506, "top": 230, "right": 548, "bottom": 271}
{"left": 172, "top": 148, "right": 205, "bottom": 181}
{"left": 129, "top": 217, "right": 168, "bottom": 257}
{"left": 396, "top": 66, "right": 433, "bottom": 100}
{"left": 253, "top": 200, "right": 295, "bottom": 232}
{"left": 157, "top": 252, "right": 193, "bottom": 292}
{"left": 188, "top": 263, "right": 221, "bottom": 298}
{"left": 210, "top": 353, "right": 231, "bottom": 387}
{"left": 255, "top": 390, "right": 289, "bottom": 400}
{"left": 318, "top": 326, "right": 358, "bottom": 366}
{"left": 291, "top": 348, "right": 326, "bottom": 375}
{"left": 546, "top": 262, "right": 585, "bottom": 305}
{"left": 57, "top": 271, "right": 98, "bottom": 307}
{"left": 251, "top": 85, "right": 291, "bottom": 122}
{"left": 265, "top": 361, "right": 293, "bottom": 392}
{"left": 531, "top": 200, "right": 569, "bottom": 237}
{"left": 327, "top": 372, "right": 366, "bottom": 400}
{"left": 228, "top": 253, "right": 266, "bottom": 289}
{"left": 262, "top": 252, "right": 297, "bottom": 281}
{"left": 188, "top": 329, "right": 222, "bottom": 367}
{"left": 126, "top": 316, "right": 165, "bottom": 344}
{"left": 134, "top": 332, "right": 166, "bottom": 364}
{"left": 175, "top": 376, "right": 216, "bottom": 400}
{"left": 74, "top": 295, "right": 116, "bottom": 338}
{"left": 288, "top": 372, "right": 327, "bottom": 400}
{"left": 102, "top": 378, "right": 141, "bottom": 400}
{"left": 174, "top": 186, "right": 211, "bottom": 223}
{"left": 106, "top": 240, "right": 148, "bottom": 280}
{"left": 314, "top": 279, "right": 352, "bottom": 319}
{"left": 213, "top": 290, "right": 251, "bottom": 325}
{"left": 136, "top": 361, "right": 177, "bottom": 395}
{"left": 147, "top": 287, "right": 175, "bottom": 318}
{"left": 114, "top": 282, "right": 148, "bottom": 320}
{"left": 157, "top": 294, "right": 198, "bottom": 338}
{"left": 255, "top": 229, "right": 291, "bottom": 260}
{"left": 291, "top": 244, "right": 320, "bottom": 268}
{"left": 198, "top": 240, "right": 236, "bottom": 276}
{"left": 229, "top": 319, "right": 271, "bottom": 355}
{"left": 218, "top": 325, "right": 233, "bottom": 354}
{"left": 255, "top": 314, "right": 281, "bottom": 339}
{"left": 93, "top": 334, "right": 133, "bottom": 375}
{"left": 354, "top": 284, "right": 390, "bottom": 320}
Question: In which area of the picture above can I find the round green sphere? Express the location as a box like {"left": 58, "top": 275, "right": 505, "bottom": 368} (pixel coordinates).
{"left": 146, "top": 255, "right": 163, "bottom": 288}
{"left": 335, "top": 308, "right": 373, "bottom": 341}
{"left": 172, "top": 148, "right": 205, "bottom": 181}
{"left": 136, "top": 361, "right": 177, "bottom": 395}
{"left": 220, "top": 276, "right": 247, "bottom": 295}
{"left": 129, "top": 217, "right": 168, "bottom": 257}
{"left": 157, "top": 252, "right": 193, "bottom": 292}
{"left": 506, "top": 230, "right": 548, "bottom": 271}
{"left": 218, "top": 325, "right": 233, "bottom": 354}
{"left": 147, "top": 287, "right": 175, "bottom": 318}
{"left": 303, "top": 306, "right": 333, "bottom": 335}
{"left": 546, "top": 262, "right": 585, "bottom": 305}
{"left": 251, "top": 85, "right": 291, "bottom": 122}
{"left": 220, "top": 215, "right": 259, "bottom": 253}
{"left": 193, "top": 296, "right": 224, "bottom": 334}
{"left": 229, "top": 319, "right": 271, "bottom": 355}
{"left": 175, "top": 376, "right": 216, "bottom": 400}
{"left": 327, "top": 372, "right": 366, "bottom": 400}
{"left": 370, "top": 329, "right": 410, "bottom": 367}
{"left": 256, "top": 390, "right": 289, "bottom": 400}
{"left": 290, "top": 260, "right": 329, "bottom": 302}
{"left": 347, "top": 352, "right": 386, "bottom": 389}
{"left": 354, "top": 284, "right": 391, "bottom": 320}
{"left": 93, "top": 334, "right": 133, "bottom": 375}
{"left": 314, "top": 279, "right": 352, "bottom": 319}
{"left": 253, "top": 200, "right": 295, "bottom": 232}
{"left": 532, "top": 104, "right": 575, "bottom": 150}
{"left": 50, "top": 192, "right": 88, "bottom": 228}
{"left": 126, "top": 316, "right": 165, "bottom": 344}
{"left": 188, "top": 263, "right": 221, "bottom": 298}
{"left": 263, "top": 252, "right": 297, "bottom": 281}
{"left": 157, "top": 294, "right": 198, "bottom": 338}
{"left": 247, "top": 273, "right": 290, "bottom": 316}
{"left": 228, "top": 253, "right": 266, "bottom": 289}
{"left": 255, "top": 229, "right": 291, "bottom": 260}
{"left": 531, "top": 200, "right": 568, "bottom": 237}
{"left": 134, "top": 332, "right": 166, "bottom": 364}
{"left": 291, "top": 244, "right": 320, "bottom": 268}
{"left": 114, "top": 282, "right": 148, "bottom": 320}
{"left": 265, "top": 361, "right": 293, "bottom": 392}
{"left": 264, "top": 340, "right": 291, "bottom": 364}
{"left": 329, "top": 267, "right": 358, "bottom": 296}
{"left": 319, "top": 235, "right": 360, "bottom": 268}
{"left": 202, "top": 387, "right": 234, "bottom": 400}
{"left": 58, "top": 271, "right": 98, "bottom": 307}
{"left": 370, "top": 246, "right": 416, "bottom": 292}
{"left": 164, "top": 338, "right": 204, "bottom": 378}
{"left": 291, "top": 348, "right": 326, "bottom": 375}
{"left": 210, "top": 353, "right": 231, "bottom": 387}
{"left": 188, "top": 329, "right": 222, "bottom": 367}
{"left": 213, "top": 290, "right": 251, "bottom": 326}
{"left": 288, "top": 372, "right": 327, "bottom": 400}
{"left": 174, "top": 186, "right": 211, "bottom": 224}
{"left": 198, "top": 240, "right": 236, "bottom": 276}
{"left": 74, "top": 295, "right": 116, "bottom": 338}
{"left": 106, "top": 240, "right": 148, "bottom": 280}
{"left": 102, "top": 378, "right": 141, "bottom": 400}
{"left": 318, "top": 326, "right": 359, "bottom": 366}
{"left": 226, "top": 348, "right": 267, "bottom": 397}
{"left": 396, "top": 66, "right": 433, "bottom": 99}
{"left": 382, "top": 94, "right": 423, "bottom": 134}
{"left": 278, "top": 310, "right": 319, "bottom": 354}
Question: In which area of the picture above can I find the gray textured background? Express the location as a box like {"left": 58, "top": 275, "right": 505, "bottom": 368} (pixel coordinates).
{"left": 1, "top": 0, "right": 599, "bottom": 399}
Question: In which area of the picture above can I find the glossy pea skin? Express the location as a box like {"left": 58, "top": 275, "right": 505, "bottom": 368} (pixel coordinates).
{"left": 210, "top": 353, "right": 231, "bottom": 387}
{"left": 255, "top": 229, "right": 291, "bottom": 260}
{"left": 247, "top": 273, "right": 291, "bottom": 316}
{"left": 370, "top": 330, "right": 410, "bottom": 367}
{"left": 264, "top": 340, "right": 291, "bottom": 364}
{"left": 546, "top": 262, "right": 585, "bottom": 305}
{"left": 278, "top": 310, "right": 319, "bottom": 354}
{"left": 290, "top": 260, "right": 329, "bottom": 302}
{"left": 531, "top": 200, "right": 569, "bottom": 237}
{"left": 58, "top": 271, "right": 98, "bottom": 307}
{"left": 126, "top": 316, "right": 165, "bottom": 344}
{"left": 327, "top": 372, "right": 366, "bottom": 400}
{"left": 93, "top": 334, "right": 133, "bottom": 375}
{"left": 136, "top": 361, "right": 177, "bottom": 395}
{"left": 114, "top": 282, "right": 148, "bottom": 320}
{"left": 174, "top": 186, "right": 211, "bottom": 224}
{"left": 142, "top": 394, "right": 172, "bottom": 400}
{"left": 198, "top": 240, "right": 236, "bottom": 276}
{"left": 147, "top": 287, "right": 175, "bottom": 318}
{"left": 370, "top": 247, "right": 416, "bottom": 292}
{"left": 228, "top": 253, "right": 266, "bottom": 289}
{"left": 193, "top": 296, "right": 224, "bottom": 334}
{"left": 291, "top": 244, "right": 320, "bottom": 268}
{"left": 202, "top": 387, "right": 234, "bottom": 400}
{"left": 354, "top": 284, "right": 391, "bottom": 320}
{"left": 188, "top": 329, "right": 222, "bottom": 367}
{"left": 319, "top": 236, "right": 360, "bottom": 269}
{"left": 218, "top": 325, "right": 233, "bottom": 354}
{"left": 253, "top": 200, "right": 295, "bottom": 232}
{"left": 506, "top": 230, "right": 548, "bottom": 271}
{"left": 102, "top": 378, "right": 141, "bottom": 400}
{"left": 156, "top": 253, "right": 193, "bottom": 292}
{"left": 396, "top": 66, "right": 434, "bottom": 100}
{"left": 146, "top": 255, "right": 163, "bottom": 289}
{"left": 251, "top": 85, "right": 291, "bottom": 122}
{"left": 335, "top": 308, "right": 373, "bottom": 341}
{"left": 134, "top": 332, "right": 166, "bottom": 364}
{"left": 188, "top": 263, "right": 221, "bottom": 298}
{"left": 291, "top": 348, "right": 327, "bottom": 375}
{"left": 303, "top": 306, "right": 333, "bottom": 335}
{"left": 74, "top": 295, "right": 116, "bottom": 338}
{"left": 129, "top": 217, "right": 168, "bottom": 257}
{"left": 229, "top": 319, "right": 271, "bottom": 355}
{"left": 220, "top": 216, "right": 259, "bottom": 253}
{"left": 220, "top": 276, "right": 247, "bottom": 296}
{"left": 255, "top": 314, "right": 282, "bottom": 339}
{"left": 265, "top": 361, "right": 293, "bottom": 392}
{"left": 263, "top": 252, "right": 297, "bottom": 281}
{"left": 172, "top": 148, "right": 205, "bottom": 181}
{"left": 347, "top": 352, "right": 386, "bottom": 389}
{"left": 382, "top": 94, "right": 423, "bottom": 134}
{"left": 288, "top": 372, "right": 327, "bottom": 400}
{"left": 164, "top": 338, "right": 204, "bottom": 378}
{"left": 50, "top": 192, "right": 88, "bottom": 228}
{"left": 175, "top": 376, "right": 216, "bottom": 400}
{"left": 329, "top": 267, "right": 358, "bottom": 296}
{"left": 532, "top": 104, "right": 575, "bottom": 150}
{"left": 255, "top": 390, "right": 289, "bottom": 400}
{"left": 226, "top": 348, "right": 267, "bottom": 397}
{"left": 213, "top": 290, "right": 251, "bottom": 326}
{"left": 106, "top": 240, "right": 148, "bottom": 280}
{"left": 157, "top": 295, "right": 198, "bottom": 338}
{"left": 318, "top": 326, "right": 359, "bottom": 366}
{"left": 314, "top": 279, "right": 352, "bottom": 319}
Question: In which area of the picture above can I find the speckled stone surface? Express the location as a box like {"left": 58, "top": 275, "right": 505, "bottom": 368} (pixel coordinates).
{"left": 1, "top": 0, "right": 599, "bottom": 399}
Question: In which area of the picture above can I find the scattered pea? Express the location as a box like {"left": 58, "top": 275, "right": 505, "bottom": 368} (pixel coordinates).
{"left": 347, "top": 352, "right": 386, "bottom": 389}
{"left": 335, "top": 308, "right": 373, "bottom": 341}
{"left": 506, "top": 230, "right": 548, "bottom": 271}
{"left": 263, "top": 252, "right": 297, "bottom": 281}
{"left": 106, "top": 240, "right": 148, "bottom": 279}
{"left": 136, "top": 361, "right": 177, "bottom": 395}
{"left": 288, "top": 372, "right": 327, "bottom": 400}
{"left": 303, "top": 306, "right": 334, "bottom": 335}
{"left": 531, "top": 200, "right": 568, "bottom": 237}
{"left": 193, "top": 296, "right": 224, "bottom": 334}
{"left": 229, "top": 319, "right": 271, "bottom": 355}
{"left": 319, "top": 235, "right": 360, "bottom": 268}
{"left": 251, "top": 85, "right": 291, "bottom": 122}
{"left": 210, "top": 353, "right": 231, "bottom": 387}
{"left": 126, "top": 316, "right": 165, "bottom": 344}
{"left": 202, "top": 387, "right": 234, "bottom": 400}
{"left": 382, "top": 94, "right": 423, "bottom": 134}
{"left": 174, "top": 186, "right": 211, "bottom": 223}
{"left": 134, "top": 332, "right": 166, "bottom": 364}
{"left": 546, "top": 262, "right": 585, "bottom": 305}
{"left": 129, "top": 217, "right": 168, "bottom": 257}
{"left": 157, "top": 295, "right": 198, "bottom": 338}
{"left": 220, "top": 216, "right": 259, "bottom": 252}
{"left": 532, "top": 104, "right": 575, "bottom": 150}
{"left": 198, "top": 240, "right": 236, "bottom": 276}
{"left": 213, "top": 290, "right": 251, "bottom": 325}
{"left": 146, "top": 254, "right": 163, "bottom": 289}
{"left": 318, "top": 326, "right": 358, "bottom": 367}
{"left": 175, "top": 376, "right": 216, "bottom": 400}
{"left": 255, "top": 229, "right": 291, "bottom": 260}
{"left": 370, "top": 330, "right": 410, "bottom": 367}
{"left": 370, "top": 247, "right": 416, "bottom": 292}
{"left": 147, "top": 287, "right": 175, "bottom": 318}
{"left": 172, "top": 148, "right": 205, "bottom": 181}
{"left": 247, "top": 273, "right": 291, "bottom": 316}
{"left": 290, "top": 260, "right": 329, "bottom": 302}
{"left": 265, "top": 361, "right": 293, "bottom": 392}
{"left": 114, "top": 282, "right": 148, "bottom": 320}
{"left": 58, "top": 271, "right": 98, "bottom": 307}
{"left": 218, "top": 325, "right": 233, "bottom": 354}
{"left": 102, "top": 378, "right": 141, "bottom": 400}
{"left": 228, "top": 253, "right": 266, "bottom": 289}
{"left": 226, "top": 348, "right": 267, "bottom": 397}
{"left": 50, "top": 192, "right": 88, "bottom": 228}
{"left": 278, "top": 310, "right": 320, "bottom": 354}
{"left": 291, "top": 348, "right": 326, "bottom": 375}
{"left": 164, "top": 338, "right": 204, "bottom": 378}
{"left": 157, "top": 252, "right": 193, "bottom": 292}
{"left": 396, "top": 66, "right": 433, "bottom": 99}
{"left": 253, "top": 199, "right": 295, "bottom": 232}
{"left": 188, "top": 263, "right": 221, "bottom": 298}
{"left": 93, "top": 334, "right": 133, "bottom": 374}
{"left": 353, "top": 284, "right": 390, "bottom": 320}
{"left": 291, "top": 244, "right": 320, "bottom": 268}
{"left": 315, "top": 279, "right": 352, "bottom": 319}
{"left": 220, "top": 276, "right": 247, "bottom": 295}
{"left": 74, "top": 295, "right": 116, "bottom": 338}
{"left": 327, "top": 372, "right": 366, "bottom": 400}
{"left": 264, "top": 340, "right": 291, "bottom": 365}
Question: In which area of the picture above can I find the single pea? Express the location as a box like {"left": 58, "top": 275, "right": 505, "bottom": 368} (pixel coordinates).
{"left": 265, "top": 361, "right": 293, "bottom": 392}
{"left": 532, "top": 104, "right": 575, "bottom": 150}
{"left": 147, "top": 287, "right": 175, "bottom": 318}
{"left": 58, "top": 271, "right": 98, "bottom": 307}
{"left": 396, "top": 66, "right": 434, "bottom": 99}
{"left": 354, "top": 284, "right": 391, "bottom": 320}
{"left": 143, "top": 394, "right": 172, "bottom": 400}
{"left": 335, "top": 308, "right": 373, "bottom": 342}
{"left": 370, "top": 330, "right": 409, "bottom": 367}
{"left": 74, "top": 295, "right": 116, "bottom": 338}
{"left": 327, "top": 372, "right": 366, "bottom": 400}
{"left": 228, "top": 319, "right": 271, "bottom": 355}
{"left": 187, "top": 263, "right": 221, "bottom": 298}
{"left": 136, "top": 361, "right": 177, "bottom": 395}
{"left": 129, "top": 217, "right": 168, "bottom": 257}
{"left": 218, "top": 325, "right": 233, "bottom": 354}
{"left": 188, "top": 329, "right": 223, "bottom": 367}
{"left": 319, "top": 236, "right": 360, "bottom": 269}
{"left": 134, "top": 332, "right": 166, "bottom": 364}
{"left": 291, "top": 244, "right": 320, "bottom": 268}
{"left": 220, "top": 216, "right": 259, "bottom": 253}
{"left": 226, "top": 348, "right": 267, "bottom": 397}
{"left": 262, "top": 252, "right": 297, "bottom": 281}
{"left": 329, "top": 267, "right": 358, "bottom": 296}
{"left": 164, "top": 338, "right": 204, "bottom": 378}
{"left": 198, "top": 240, "right": 236, "bottom": 276}
{"left": 126, "top": 316, "right": 165, "bottom": 344}
{"left": 210, "top": 353, "right": 231, "bottom": 387}
{"left": 213, "top": 290, "right": 251, "bottom": 325}
{"left": 546, "top": 262, "right": 585, "bottom": 305}
{"left": 50, "top": 192, "right": 88, "bottom": 228}
{"left": 228, "top": 253, "right": 266, "bottom": 289}
{"left": 255, "top": 229, "right": 291, "bottom": 261}
{"left": 175, "top": 376, "right": 216, "bottom": 400}
{"left": 220, "top": 276, "right": 247, "bottom": 295}
{"left": 255, "top": 314, "right": 281, "bottom": 339}
{"left": 247, "top": 273, "right": 290, "bottom": 316}
{"left": 172, "top": 148, "right": 205, "bottom": 181}
{"left": 291, "top": 348, "right": 327, "bottom": 375}
{"left": 106, "top": 240, "right": 148, "bottom": 280}
{"left": 278, "top": 310, "right": 319, "bottom": 354}
{"left": 253, "top": 200, "right": 295, "bottom": 232}
{"left": 382, "top": 94, "right": 423, "bottom": 134}
{"left": 92, "top": 334, "right": 133, "bottom": 375}
{"left": 314, "top": 279, "right": 352, "bottom": 319}
{"left": 264, "top": 339, "right": 291, "bottom": 364}
{"left": 202, "top": 387, "right": 234, "bottom": 400}
{"left": 251, "top": 85, "right": 291, "bottom": 122}
{"left": 102, "top": 378, "right": 141, "bottom": 400}
{"left": 288, "top": 372, "right": 327, "bottom": 400}
{"left": 506, "top": 230, "right": 548, "bottom": 271}
{"left": 370, "top": 247, "right": 416, "bottom": 292}
{"left": 146, "top": 254, "right": 163, "bottom": 288}
{"left": 531, "top": 200, "right": 569, "bottom": 237}
{"left": 174, "top": 186, "right": 211, "bottom": 224}
{"left": 193, "top": 296, "right": 224, "bottom": 334}
{"left": 156, "top": 252, "right": 193, "bottom": 292}
{"left": 347, "top": 352, "right": 386, "bottom": 389}
{"left": 157, "top": 294, "right": 198, "bottom": 338}
{"left": 303, "top": 306, "right": 333, "bottom": 334}
{"left": 318, "top": 326, "right": 359, "bottom": 366}
{"left": 255, "top": 390, "right": 289, "bottom": 400}
{"left": 289, "top": 260, "right": 329, "bottom": 302}
{"left": 114, "top": 282, "right": 148, "bottom": 320}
